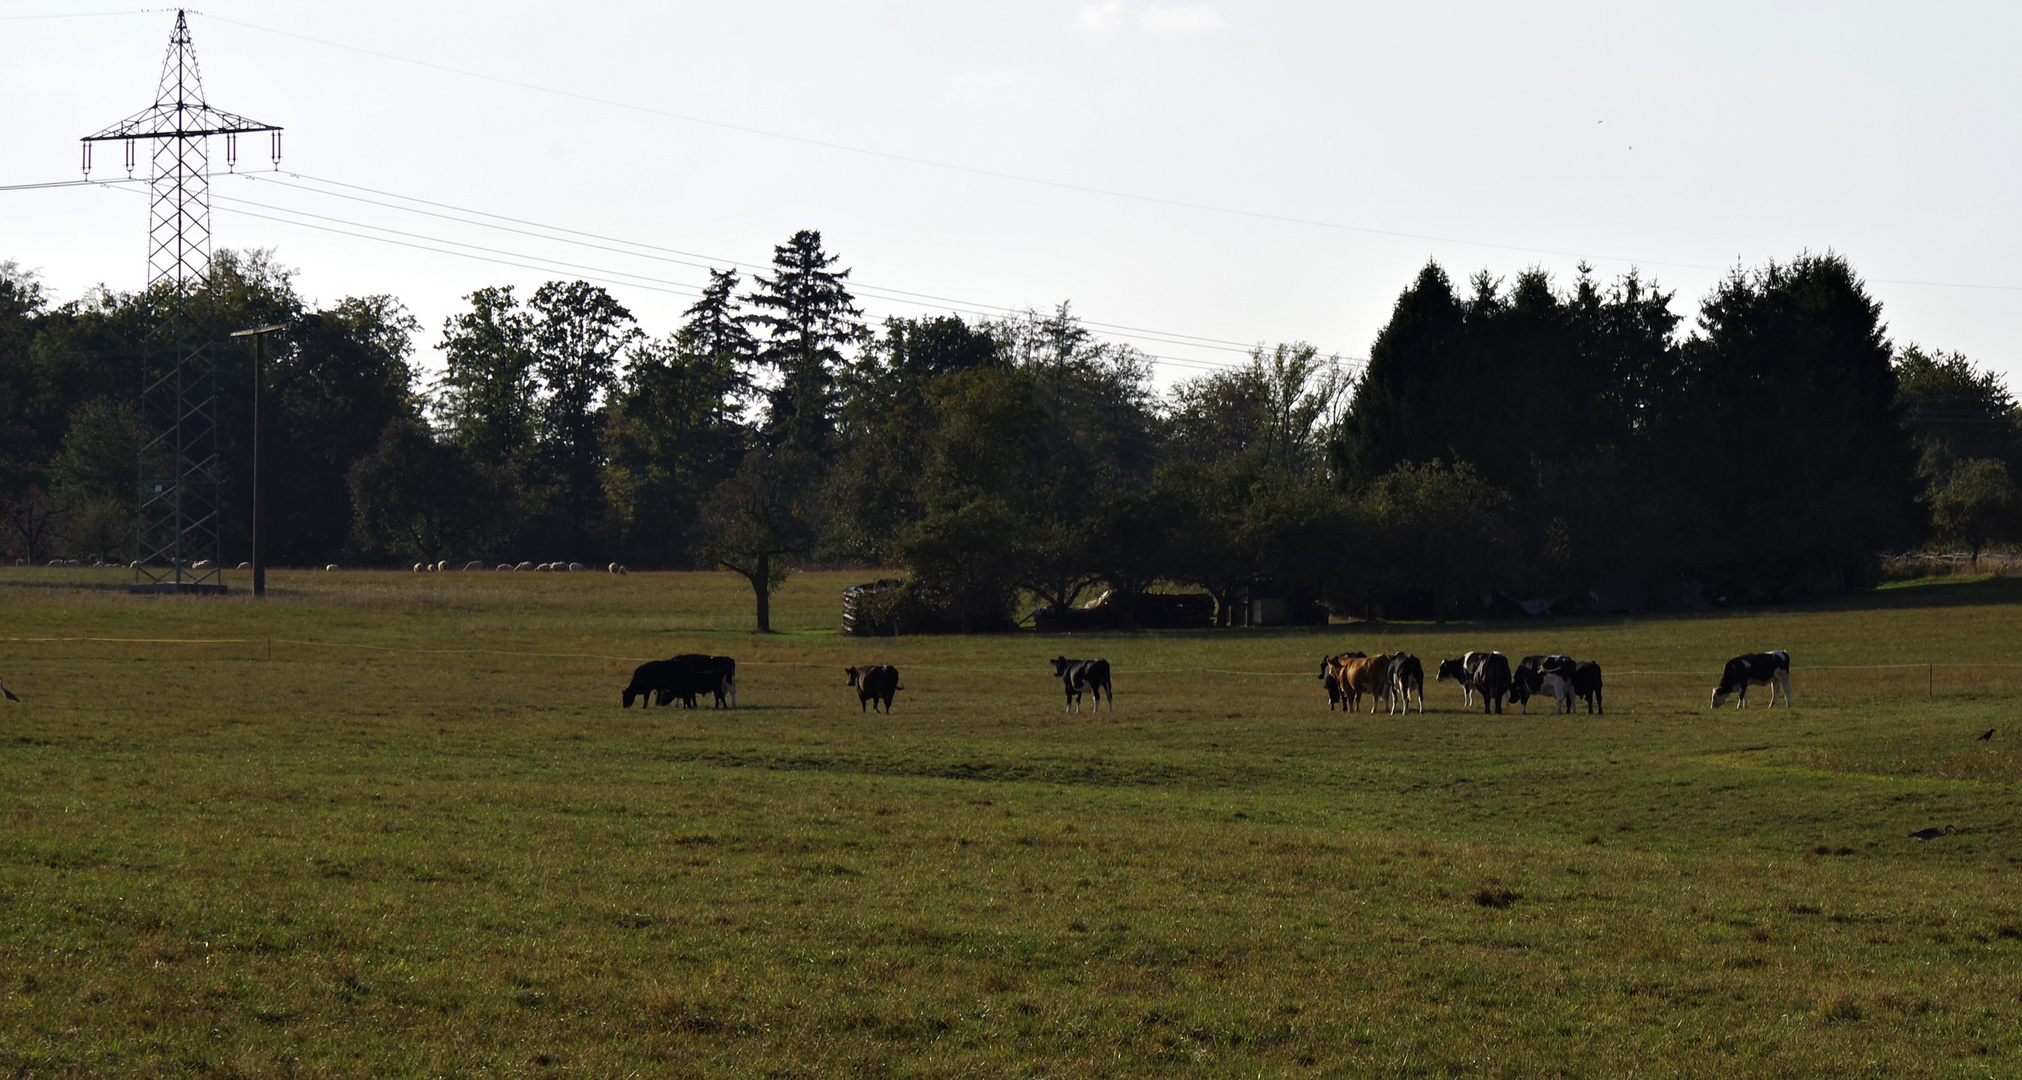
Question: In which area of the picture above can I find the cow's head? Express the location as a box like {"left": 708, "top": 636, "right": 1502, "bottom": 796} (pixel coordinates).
{"left": 622, "top": 689, "right": 637, "bottom": 708}
{"left": 1436, "top": 658, "right": 1468, "bottom": 683}
{"left": 1710, "top": 687, "right": 1731, "bottom": 710}
{"left": 846, "top": 667, "right": 863, "bottom": 688}
{"left": 1051, "top": 656, "right": 1073, "bottom": 677}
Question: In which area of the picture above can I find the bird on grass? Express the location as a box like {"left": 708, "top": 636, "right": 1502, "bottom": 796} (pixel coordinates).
{"left": 1908, "top": 825, "right": 1954, "bottom": 842}
{"left": 1977, "top": 728, "right": 1995, "bottom": 741}
{"left": 0, "top": 678, "right": 17, "bottom": 703}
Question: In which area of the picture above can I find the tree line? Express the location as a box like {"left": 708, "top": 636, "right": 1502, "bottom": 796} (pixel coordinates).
{"left": 2, "top": 237, "right": 2017, "bottom": 629}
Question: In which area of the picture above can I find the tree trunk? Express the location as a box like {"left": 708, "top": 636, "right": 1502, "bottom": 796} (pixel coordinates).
{"left": 753, "top": 551, "right": 773, "bottom": 633}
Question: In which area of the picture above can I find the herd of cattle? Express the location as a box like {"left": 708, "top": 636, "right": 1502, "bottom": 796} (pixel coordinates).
{"left": 621, "top": 650, "right": 1795, "bottom": 714}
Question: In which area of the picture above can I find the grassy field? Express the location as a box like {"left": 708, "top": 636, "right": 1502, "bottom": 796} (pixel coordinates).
{"left": 2, "top": 566, "right": 2020, "bottom": 1078}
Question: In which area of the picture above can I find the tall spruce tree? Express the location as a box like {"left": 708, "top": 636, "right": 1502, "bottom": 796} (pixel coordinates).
{"left": 745, "top": 231, "right": 863, "bottom": 459}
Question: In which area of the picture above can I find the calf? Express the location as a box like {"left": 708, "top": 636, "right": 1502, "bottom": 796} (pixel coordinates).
{"left": 1568, "top": 660, "right": 1604, "bottom": 714}
{"left": 1387, "top": 654, "right": 1426, "bottom": 714}
{"left": 1712, "top": 651, "right": 1791, "bottom": 709}
{"left": 1436, "top": 651, "right": 1511, "bottom": 714}
{"left": 623, "top": 658, "right": 700, "bottom": 708}
{"left": 1052, "top": 656, "right": 1113, "bottom": 713}
{"left": 846, "top": 665, "right": 902, "bottom": 713}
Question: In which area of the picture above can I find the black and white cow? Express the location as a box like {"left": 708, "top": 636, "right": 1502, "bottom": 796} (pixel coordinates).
{"left": 1712, "top": 651, "right": 1791, "bottom": 709}
{"left": 1436, "top": 652, "right": 1511, "bottom": 714}
{"left": 1387, "top": 654, "right": 1426, "bottom": 714}
{"left": 1052, "top": 656, "right": 1113, "bottom": 713}
{"left": 1507, "top": 655, "right": 1574, "bottom": 714}
{"left": 846, "top": 665, "right": 902, "bottom": 713}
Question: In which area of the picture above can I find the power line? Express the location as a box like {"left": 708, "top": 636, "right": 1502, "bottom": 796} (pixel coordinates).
{"left": 0, "top": 9, "right": 151, "bottom": 20}
{"left": 240, "top": 172, "right": 1301, "bottom": 355}
{"left": 95, "top": 184, "right": 1267, "bottom": 375}
{"left": 193, "top": 181, "right": 1332, "bottom": 369}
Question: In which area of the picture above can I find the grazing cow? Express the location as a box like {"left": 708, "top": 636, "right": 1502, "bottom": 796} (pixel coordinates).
{"left": 1316, "top": 651, "right": 1365, "bottom": 710}
{"left": 624, "top": 654, "right": 737, "bottom": 709}
{"left": 1436, "top": 652, "right": 1512, "bottom": 714}
{"left": 1052, "top": 656, "right": 1113, "bottom": 713}
{"left": 1325, "top": 653, "right": 1390, "bottom": 714}
{"left": 846, "top": 665, "right": 902, "bottom": 712}
{"left": 1712, "top": 651, "right": 1791, "bottom": 709}
{"left": 1387, "top": 654, "right": 1426, "bottom": 714}
{"left": 1567, "top": 660, "right": 1604, "bottom": 714}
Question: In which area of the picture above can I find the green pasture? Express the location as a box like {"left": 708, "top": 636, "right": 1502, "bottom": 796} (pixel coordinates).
{"left": 2, "top": 567, "right": 2020, "bottom": 1078}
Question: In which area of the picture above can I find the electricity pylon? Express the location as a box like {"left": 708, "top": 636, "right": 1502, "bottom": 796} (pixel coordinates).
{"left": 82, "top": 9, "right": 282, "bottom": 593}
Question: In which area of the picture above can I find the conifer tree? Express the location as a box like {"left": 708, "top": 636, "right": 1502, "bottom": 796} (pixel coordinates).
{"left": 745, "top": 231, "right": 863, "bottom": 459}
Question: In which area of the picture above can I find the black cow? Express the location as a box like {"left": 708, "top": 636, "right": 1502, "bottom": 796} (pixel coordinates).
{"left": 625, "top": 654, "right": 736, "bottom": 709}
{"left": 1567, "top": 660, "right": 1604, "bottom": 714}
{"left": 1712, "top": 651, "right": 1791, "bottom": 709}
{"left": 1387, "top": 654, "right": 1425, "bottom": 714}
{"left": 655, "top": 654, "right": 737, "bottom": 708}
{"left": 1316, "top": 651, "right": 1365, "bottom": 711}
{"left": 1052, "top": 656, "right": 1113, "bottom": 713}
{"left": 1436, "top": 651, "right": 1511, "bottom": 714}
{"left": 847, "top": 665, "right": 902, "bottom": 713}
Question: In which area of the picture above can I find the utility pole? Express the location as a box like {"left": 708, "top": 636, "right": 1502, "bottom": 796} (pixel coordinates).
{"left": 82, "top": 10, "right": 282, "bottom": 594}
{"left": 230, "top": 323, "right": 286, "bottom": 598}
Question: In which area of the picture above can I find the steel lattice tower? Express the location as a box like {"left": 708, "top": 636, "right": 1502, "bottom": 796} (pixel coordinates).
{"left": 81, "top": 9, "right": 281, "bottom": 593}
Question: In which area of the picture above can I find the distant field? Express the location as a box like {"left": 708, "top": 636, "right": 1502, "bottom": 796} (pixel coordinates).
{"left": 2, "top": 566, "right": 2020, "bottom": 1077}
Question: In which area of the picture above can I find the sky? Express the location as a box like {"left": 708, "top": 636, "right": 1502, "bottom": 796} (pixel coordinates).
{"left": 2, "top": 0, "right": 2018, "bottom": 391}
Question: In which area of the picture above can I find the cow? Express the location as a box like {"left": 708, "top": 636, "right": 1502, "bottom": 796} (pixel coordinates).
{"left": 624, "top": 654, "right": 736, "bottom": 709}
{"left": 1317, "top": 658, "right": 1344, "bottom": 710}
{"left": 1325, "top": 653, "right": 1390, "bottom": 714}
{"left": 846, "top": 665, "right": 902, "bottom": 713}
{"left": 1436, "top": 652, "right": 1511, "bottom": 714}
{"left": 1509, "top": 655, "right": 1575, "bottom": 714}
{"left": 1316, "top": 651, "right": 1365, "bottom": 710}
{"left": 1505, "top": 655, "right": 1567, "bottom": 714}
{"left": 1052, "top": 656, "right": 1113, "bottom": 713}
{"left": 1712, "top": 651, "right": 1791, "bottom": 709}
{"left": 1567, "top": 660, "right": 1604, "bottom": 714}
{"left": 1387, "top": 654, "right": 1426, "bottom": 714}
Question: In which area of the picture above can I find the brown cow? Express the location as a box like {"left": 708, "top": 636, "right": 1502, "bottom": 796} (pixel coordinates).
{"left": 1326, "top": 653, "right": 1390, "bottom": 714}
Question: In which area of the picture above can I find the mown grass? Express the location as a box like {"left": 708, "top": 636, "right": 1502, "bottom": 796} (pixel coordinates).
{"left": 2, "top": 567, "right": 2021, "bottom": 1077}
